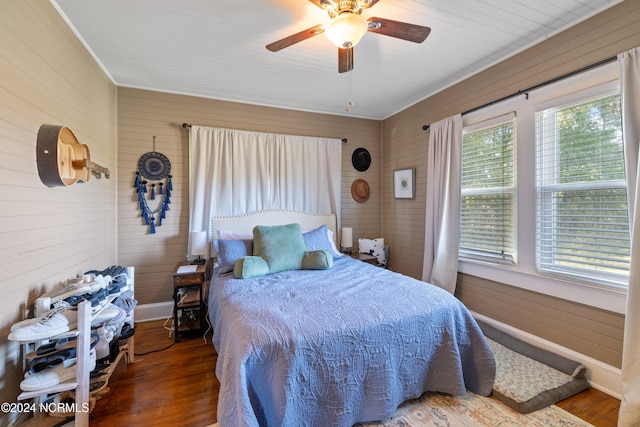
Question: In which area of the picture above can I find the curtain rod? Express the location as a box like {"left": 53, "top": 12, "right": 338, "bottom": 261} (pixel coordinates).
{"left": 421, "top": 55, "right": 618, "bottom": 131}
{"left": 182, "top": 122, "right": 348, "bottom": 143}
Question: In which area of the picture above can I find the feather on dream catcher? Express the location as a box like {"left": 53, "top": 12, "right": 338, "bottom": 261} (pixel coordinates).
{"left": 134, "top": 136, "right": 172, "bottom": 234}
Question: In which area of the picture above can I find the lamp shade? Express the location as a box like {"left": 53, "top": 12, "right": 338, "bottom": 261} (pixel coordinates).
{"left": 325, "top": 12, "right": 368, "bottom": 48}
{"left": 341, "top": 227, "right": 353, "bottom": 248}
{"left": 190, "top": 231, "right": 209, "bottom": 257}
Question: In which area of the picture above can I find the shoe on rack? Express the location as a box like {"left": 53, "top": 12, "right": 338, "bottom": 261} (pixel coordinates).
{"left": 90, "top": 362, "right": 110, "bottom": 379}
{"left": 27, "top": 335, "right": 78, "bottom": 359}
{"left": 20, "top": 349, "right": 96, "bottom": 391}
{"left": 64, "top": 288, "right": 109, "bottom": 313}
{"left": 83, "top": 288, "right": 109, "bottom": 312}
{"left": 119, "top": 323, "right": 135, "bottom": 341}
{"left": 91, "top": 288, "right": 110, "bottom": 313}
{"left": 106, "top": 275, "right": 129, "bottom": 296}
{"left": 27, "top": 332, "right": 99, "bottom": 365}
{"left": 8, "top": 304, "right": 77, "bottom": 342}
{"left": 85, "top": 265, "right": 127, "bottom": 278}
{"left": 82, "top": 274, "right": 109, "bottom": 293}
{"left": 41, "top": 277, "right": 93, "bottom": 304}
{"left": 91, "top": 305, "right": 124, "bottom": 327}
{"left": 27, "top": 348, "right": 77, "bottom": 375}
{"left": 10, "top": 317, "right": 40, "bottom": 333}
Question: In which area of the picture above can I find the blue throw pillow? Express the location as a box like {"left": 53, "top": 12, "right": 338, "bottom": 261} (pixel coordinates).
{"left": 214, "top": 239, "right": 252, "bottom": 275}
{"left": 303, "top": 225, "right": 342, "bottom": 260}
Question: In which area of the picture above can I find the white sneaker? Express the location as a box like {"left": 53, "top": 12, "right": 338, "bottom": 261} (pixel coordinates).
{"left": 8, "top": 305, "right": 77, "bottom": 342}
{"left": 20, "top": 349, "right": 96, "bottom": 391}
{"left": 10, "top": 317, "right": 40, "bottom": 332}
{"left": 41, "top": 277, "right": 93, "bottom": 303}
{"left": 85, "top": 274, "right": 109, "bottom": 293}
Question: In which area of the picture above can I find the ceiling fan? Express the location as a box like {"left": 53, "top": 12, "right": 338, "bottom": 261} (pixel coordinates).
{"left": 266, "top": 0, "right": 431, "bottom": 73}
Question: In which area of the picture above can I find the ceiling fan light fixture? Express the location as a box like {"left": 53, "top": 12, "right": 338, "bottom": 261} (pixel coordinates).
{"left": 325, "top": 12, "right": 367, "bottom": 48}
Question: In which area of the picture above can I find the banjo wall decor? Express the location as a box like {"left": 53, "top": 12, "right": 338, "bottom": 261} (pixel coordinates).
{"left": 134, "top": 136, "right": 172, "bottom": 234}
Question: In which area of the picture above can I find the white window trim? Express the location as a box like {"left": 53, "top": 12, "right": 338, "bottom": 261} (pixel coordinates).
{"left": 459, "top": 61, "right": 626, "bottom": 314}
{"left": 458, "top": 261, "right": 626, "bottom": 313}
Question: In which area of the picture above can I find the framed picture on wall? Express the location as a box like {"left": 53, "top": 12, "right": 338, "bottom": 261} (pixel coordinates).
{"left": 393, "top": 168, "right": 415, "bottom": 199}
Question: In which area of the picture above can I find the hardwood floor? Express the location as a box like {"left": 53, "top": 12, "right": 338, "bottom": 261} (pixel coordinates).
{"left": 556, "top": 387, "right": 621, "bottom": 427}
{"left": 89, "top": 320, "right": 219, "bottom": 427}
{"left": 88, "top": 320, "right": 620, "bottom": 426}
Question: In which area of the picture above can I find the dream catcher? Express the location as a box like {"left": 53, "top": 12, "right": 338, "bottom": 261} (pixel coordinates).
{"left": 134, "top": 136, "right": 172, "bottom": 234}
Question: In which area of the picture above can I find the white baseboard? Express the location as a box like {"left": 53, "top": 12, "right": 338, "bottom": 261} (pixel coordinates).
{"left": 472, "top": 311, "right": 622, "bottom": 399}
{"left": 135, "top": 301, "right": 173, "bottom": 322}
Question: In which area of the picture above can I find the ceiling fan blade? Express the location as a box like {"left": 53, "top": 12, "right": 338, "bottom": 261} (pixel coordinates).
{"left": 308, "top": 0, "right": 334, "bottom": 11}
{"left": 266, "top": 24, "right": 324, "bottom": 52}
{"left": 367, "top": 17, "right": 431, "bottom": 43}
{"left": 338, "top": 47, "right": 354, "bottom": 73}
{"left": 362, "top": 0, "right": 380, "bottom": 9}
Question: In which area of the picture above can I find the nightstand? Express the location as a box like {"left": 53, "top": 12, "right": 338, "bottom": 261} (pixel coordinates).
{"left": 350, "top": 252, "right": 378, "bottom": 265}
{"left": 172, "top": 261, "right": 207, "bottom": 342}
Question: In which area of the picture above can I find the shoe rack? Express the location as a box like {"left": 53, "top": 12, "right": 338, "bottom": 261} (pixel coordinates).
{"left": 16, "top": 266, "right": 135, "bottom": 427}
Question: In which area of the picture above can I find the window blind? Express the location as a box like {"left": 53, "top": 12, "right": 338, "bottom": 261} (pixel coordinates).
{"left": 535, "top": 93, "right": 630, "bottom": 287}
{"left": 460, "top": 116, "right": 515, "bottom": 262}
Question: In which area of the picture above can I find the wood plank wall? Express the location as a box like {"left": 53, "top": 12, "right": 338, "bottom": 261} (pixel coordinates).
{"left": 0, "top": 1, "right": 117, "bottom": 423}
{"left": 382, "top": 0, "right": 640, "bottom": 368}
{"left": 117, "top": 89, "right": 381, "bottom": 305}
{"left": 456, "top": 274, "right": 624, "bottom": 367}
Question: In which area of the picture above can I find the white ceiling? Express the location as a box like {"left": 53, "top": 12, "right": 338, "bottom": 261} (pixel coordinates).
{"left": 52, "top": 0, "right": 622, "bottom": 120}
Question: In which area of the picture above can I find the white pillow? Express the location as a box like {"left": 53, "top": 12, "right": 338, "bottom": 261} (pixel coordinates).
{"left": 326, "top": 229, "right": 344, "bottom": 258}
{"left": 358, "top": 238, "right": 386, "bottom": 265}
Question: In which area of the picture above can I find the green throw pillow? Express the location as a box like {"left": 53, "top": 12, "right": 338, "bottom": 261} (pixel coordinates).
{"left": 302, "top": 250, "right": 333, "bottom": 270}
{"left": 233, "top": 256, "right": 270, "bottom": 279}
{"left": 253, "top": 223, "right": 308, "bottom": 273}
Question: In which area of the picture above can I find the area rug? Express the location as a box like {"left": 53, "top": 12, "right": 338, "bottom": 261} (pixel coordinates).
{"left": 354, "top": 391, "right": 591, "bottom": 426}
{"left": 207, "top": 392, "right": 590, "bottom": 427}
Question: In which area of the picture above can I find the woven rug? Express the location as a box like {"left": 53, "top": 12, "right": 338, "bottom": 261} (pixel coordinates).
{"left": 354, "top": 391, "right": 591, "bottom": 426}
{"left": 207, "top": 392, "right": 590, "bottom": 426}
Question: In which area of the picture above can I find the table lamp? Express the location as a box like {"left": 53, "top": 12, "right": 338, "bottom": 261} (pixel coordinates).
{"left": 190, "top": 231, "right": 208, "bottom": 265}
{"left": 341, "top": 227, "right": 353, "bottom": 254}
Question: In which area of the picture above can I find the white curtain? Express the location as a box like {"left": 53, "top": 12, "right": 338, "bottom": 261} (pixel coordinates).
{"left": 422, "top": 114, "right": 462, "bottom": 294}
{"left": 188, "top": 126, "right": 342, "bottom": 240}
{"left": 619, "top": 46, "right": 640, "bottom": 427}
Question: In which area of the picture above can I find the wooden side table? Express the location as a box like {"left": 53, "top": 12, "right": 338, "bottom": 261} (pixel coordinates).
{"left": 172, "top": 261, "right": 207, "bottom": 342}
{"left": 351, "top": 252, "right": 378, "bottom": 265}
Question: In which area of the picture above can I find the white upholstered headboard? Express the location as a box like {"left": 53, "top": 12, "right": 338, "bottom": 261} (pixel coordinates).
{"left": 210, "top": 210, "right": 338, "bottom": 245}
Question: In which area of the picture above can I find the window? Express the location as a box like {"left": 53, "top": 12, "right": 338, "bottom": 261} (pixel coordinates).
{"left": 458, "top": 64, "right": 630, "bottom": 306}
{"left": 536, "top": 93, "right": 629, "bottom": 288}
{"left": 460, "top": 114, "right": 515, "bottom": 263}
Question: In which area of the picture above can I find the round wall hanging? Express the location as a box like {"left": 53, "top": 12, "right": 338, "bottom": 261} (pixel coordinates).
{"left": 351, "top": 147, "right": 371, "bottom": 172}
{"left": 134, "top": 137, "right": 173, "bottom": 234}
{"left": 138, "top": 152, "right": 171, "bottom": 181}
{"left": 351, "top": 179, "right": 370, "bottom": 203}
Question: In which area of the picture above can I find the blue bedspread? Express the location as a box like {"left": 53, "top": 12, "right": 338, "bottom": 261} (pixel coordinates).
{"left": 208, "top": 257, "right": 495, "bottom": 427}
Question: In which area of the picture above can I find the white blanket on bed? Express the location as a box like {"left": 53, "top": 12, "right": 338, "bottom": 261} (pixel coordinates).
{"left": 209, "top": 257, "right": 495, "bottom": 427}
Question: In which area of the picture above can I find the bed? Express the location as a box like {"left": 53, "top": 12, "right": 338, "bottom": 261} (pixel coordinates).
{"left": 208, "top": 210, "right": 495, "bottom": 427}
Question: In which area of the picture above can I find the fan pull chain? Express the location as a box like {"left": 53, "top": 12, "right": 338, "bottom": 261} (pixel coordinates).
{"left": 345, "top": 71, "right": 354, "bottom": 112}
